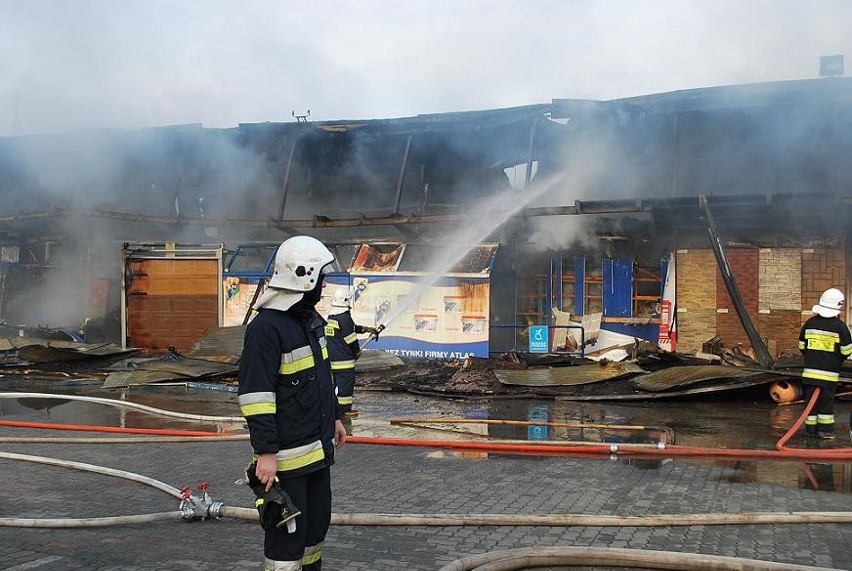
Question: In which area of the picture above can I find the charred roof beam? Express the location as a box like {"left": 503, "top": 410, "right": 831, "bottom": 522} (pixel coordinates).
{"left": 700, "top": 195, "right": 773, "bottom": 368}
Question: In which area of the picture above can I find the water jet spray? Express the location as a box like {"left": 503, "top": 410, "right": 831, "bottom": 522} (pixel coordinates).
{"left": 360, "top": 173, "right": 565, "bottom": 348}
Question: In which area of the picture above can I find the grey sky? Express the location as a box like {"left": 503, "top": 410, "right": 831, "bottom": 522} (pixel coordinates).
{"left": 2, "top": 0, "right": 850, "bottom": 136}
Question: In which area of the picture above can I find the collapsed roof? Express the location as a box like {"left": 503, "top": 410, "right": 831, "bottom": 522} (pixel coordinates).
{"left": 0, "top": 77, "right": 851, "bottom": 249}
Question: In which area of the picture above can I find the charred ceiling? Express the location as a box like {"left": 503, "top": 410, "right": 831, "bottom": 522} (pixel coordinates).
{"left": 0, "top": 78, "right": 850, "bottom": 250}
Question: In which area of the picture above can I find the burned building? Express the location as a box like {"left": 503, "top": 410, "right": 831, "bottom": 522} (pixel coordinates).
{"left": 0, "top": 77, "right": 851, "bottom": 359}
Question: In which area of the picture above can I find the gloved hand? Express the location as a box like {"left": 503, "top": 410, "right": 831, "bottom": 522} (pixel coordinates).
{"left": 356, "top": 324, "right": 383, "bottom": 340}
{"left": 245, "top": 463, "right": 301, "bottom": 531}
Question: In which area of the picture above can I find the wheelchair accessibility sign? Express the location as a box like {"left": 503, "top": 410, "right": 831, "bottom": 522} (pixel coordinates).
{"left": 528, "top": 325, "right": 549, "bottom": 353}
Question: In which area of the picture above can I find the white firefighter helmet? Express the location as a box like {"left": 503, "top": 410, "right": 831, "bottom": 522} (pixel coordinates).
{"left": 330, "top": 287, "right": 352, "bottom": 309}
{"left": 254, "top": 236, "right": 335, "bottom": 311}
{"left": 812, "top": 287, "right": 845, "bottom": 318}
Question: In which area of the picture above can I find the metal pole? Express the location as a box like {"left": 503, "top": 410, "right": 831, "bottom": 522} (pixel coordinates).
{"left": 393, "top": 135, "right": 413, "bottom": 213}
{"left": 524, "top": 118, "right": 538, "bottom": 189}
{"left": 277, "top": 140, "right": 298, "bottom": 220}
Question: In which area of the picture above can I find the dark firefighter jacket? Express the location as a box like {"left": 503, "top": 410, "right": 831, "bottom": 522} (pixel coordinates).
{"left": 326, "top": 310, "right": 362, "bottom": 406}
{"left": 238, "top": 306, "right": 340, "bottom": 477}
{"left": 798, "top": 314, "right": 852, "bottom": 388}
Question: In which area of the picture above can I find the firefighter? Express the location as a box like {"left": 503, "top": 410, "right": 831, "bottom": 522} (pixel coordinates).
{"left": 326, "top": 287, "right": 380, "bottom": 418}
{"left": 238, "top": 235, "right": 347, "bottom": 571}
{"left": 798, "top": 287, "right": 852, "bottom": 440}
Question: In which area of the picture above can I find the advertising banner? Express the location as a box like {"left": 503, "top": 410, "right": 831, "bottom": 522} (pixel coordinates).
{"left": 322, "top": 274, "right": 491, "bottom": 359}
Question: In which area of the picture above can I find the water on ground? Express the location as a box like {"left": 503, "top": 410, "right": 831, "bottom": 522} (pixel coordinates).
{"left": 0, "top": 377, "right": 849, "bottom": 494}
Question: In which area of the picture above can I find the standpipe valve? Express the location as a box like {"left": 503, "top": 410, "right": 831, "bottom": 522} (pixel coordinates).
{"left": 179, "top": 481, "right": 225, "bottom": 521}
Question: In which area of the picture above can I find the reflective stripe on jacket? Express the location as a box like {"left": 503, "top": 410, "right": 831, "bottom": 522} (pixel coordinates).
{"left": 238, "top": 307, "right": 337, "bottom": 477}
{"left": 799, "top": 314, "right": 852, "bottom": 387}
{"left": 326, "top": 310, "right": 361, "bottom": 370}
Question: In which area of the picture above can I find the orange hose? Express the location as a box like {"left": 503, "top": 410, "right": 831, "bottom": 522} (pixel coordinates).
{"left": 773, "top": 385, "right": 852, "bottom": 457}
{"left": 3, "top": 399, "right": 850, "bottom": 461}
{"left": 775, "top": 385, "right": 819, "bottom": 451}
{"left": 0, "top": 419, "right": 232, "bottom": 437}
{"left": 346, "top": 436, "right": 852, "bottom": 462}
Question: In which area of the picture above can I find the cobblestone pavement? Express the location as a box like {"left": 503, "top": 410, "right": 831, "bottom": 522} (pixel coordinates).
{"left": 1, "top": 428, "right": 851, "bottom": 570}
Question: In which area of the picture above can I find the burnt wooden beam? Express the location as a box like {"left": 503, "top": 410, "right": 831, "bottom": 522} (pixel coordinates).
{"left": 393, "top": 135, "right": 413, "bottom": 214}
{"left": 276, "top": 140, "right": 298, "bottom": 220}
{"left": 699, "top": 195, "right": 773, "bottom": 368}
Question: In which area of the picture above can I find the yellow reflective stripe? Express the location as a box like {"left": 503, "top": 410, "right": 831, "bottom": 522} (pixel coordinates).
{"left": 239, "top": 392, "right": 276, "bottom": 416}
{"left": 803, "top": 368, "right": 840, "bottom": 382}
{"left": 279, "top": 345, "right": 315, "bottom": 374}
{"left": 241, "top": 402, "right": 276, "bottom": 416}
{"left": 337, "top": 395, "right": 353, "bottom": 405}
{"left": 344, "top": 332, "right": 358, "bottom": 344}
{"left": 804, "top": 331, "right": 839, "bottom": 352}
{"left": 276, "top": 440, "right": 325, "bottom": 471}
{"left": 327, "top": 319, "right": 340, "bottom": 329}
{"left": 302, "top": 542, "right": 323, "bottom": 565}
{"left": 321, "top": 346, "right": 328, "bottom": 360}
{"left": 798, "top": 340, "right": 806, "bottom": 350}
{"left": 841, "top": 343, "right": 852, "bottom": 355}
{"left": 817, "top": 414, "right": 835, "bottom": 424}
{"left": 279, "top": 357, "right": 314, "bottom": 375}
{"left": 330, "top": 359, "right": 356, "bottom": 371}
{"left": 256, "top": 498, "right": 264, "bottom": 508}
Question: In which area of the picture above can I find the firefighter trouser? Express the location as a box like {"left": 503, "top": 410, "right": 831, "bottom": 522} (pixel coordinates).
{"left": 803, "top": 383, "right": 837, "bottom": 433}
{"left": 334, "top": 369, "right": 356, "bottom": 413}
{"left": 264, "top": 466, "right": 331, "bottom": 571}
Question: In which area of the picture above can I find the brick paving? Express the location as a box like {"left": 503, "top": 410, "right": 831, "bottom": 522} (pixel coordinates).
{"left": 1, "top": 428, "right": 851, "bottom": 570}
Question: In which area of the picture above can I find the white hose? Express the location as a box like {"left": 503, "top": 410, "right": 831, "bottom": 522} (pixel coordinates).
{"left": 0, "top": 451, "right": 184, "bottom": 499}
{"left": 0, "top": 512, "right": 184, "bottom": 528}
{"left": 328, "top": 512, "right": 852, "bottom": 526}
{"left": 438, "top": 546, "right": 837, "bottom": 571}
{"left": 0, "top": 392, "right": 244, "bottom": 424}
{"left": 0, "top": 451, "right": 198, "bottom": 529}
{"left": 4, "top": 449, "right": 852, "bottom": 571}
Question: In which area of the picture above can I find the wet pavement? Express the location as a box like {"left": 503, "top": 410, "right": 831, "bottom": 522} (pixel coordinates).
{"left": 0, "top": 379, "right": 851, "bottom": 569}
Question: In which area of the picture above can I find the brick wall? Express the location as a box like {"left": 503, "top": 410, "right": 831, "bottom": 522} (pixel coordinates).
{"left": 674, "top": 243, "right": 849, "bottom": 355}
{"left": 716, "top": 248, "right": 759, "bottom": 348}
{"left": 759, "top": 249, "right": 801, "bottom": 311}
{"left": 801, "top": 246, "right": 847, "bottom": 324}
{"left": 675, "top": 249, "right": 716, "bottom": 353}
{"left": 757, "top": 249, "right": 802, "bottom": 356}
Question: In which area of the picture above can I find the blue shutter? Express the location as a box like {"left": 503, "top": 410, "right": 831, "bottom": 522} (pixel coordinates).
{"left": 602, "top": 259, "right": 633, "bottom": 317}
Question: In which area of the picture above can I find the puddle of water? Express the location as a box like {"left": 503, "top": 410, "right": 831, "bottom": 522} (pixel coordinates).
{"left": 1, "top": 378, "right": 850, "bottom": 493}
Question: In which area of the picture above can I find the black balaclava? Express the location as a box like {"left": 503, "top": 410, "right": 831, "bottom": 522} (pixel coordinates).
{"left": 291, "top": 273, "right": 325, "bottom": 318}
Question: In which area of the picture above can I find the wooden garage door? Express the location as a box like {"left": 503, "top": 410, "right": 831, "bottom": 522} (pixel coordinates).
{"left": 126, "top": 258, "right": 219, "bottom": 351}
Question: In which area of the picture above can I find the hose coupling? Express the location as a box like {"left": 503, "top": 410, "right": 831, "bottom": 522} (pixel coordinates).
{"left": 179, "top": 482, "right": 223, "bottom": 521}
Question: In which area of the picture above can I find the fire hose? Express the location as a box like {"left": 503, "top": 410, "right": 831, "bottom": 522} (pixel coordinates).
{"left": 0, "top": 390, "right": 850, "bottom": 460}
{"left": 0, "top": 390, "right": 849, "bottom": 570}
{"left": 2, "top": 450, "right": 851, "bottom": 531}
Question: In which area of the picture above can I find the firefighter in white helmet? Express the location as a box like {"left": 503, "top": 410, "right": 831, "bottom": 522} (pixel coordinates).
{"left": 798, "top": 287, "right": 852, "bottom": 440}
{"left": 325, "top": 287, "right": 380, "bottom": 418}
{"left": 238, "top": 235, "right": 347, "bottom": 570}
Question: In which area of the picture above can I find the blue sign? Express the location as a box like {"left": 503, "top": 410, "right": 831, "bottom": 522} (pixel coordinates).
{"left": 528, "top": 404, "right": 550, "bottom": 441}
{"left": 528, "top": 325, "right": 549, "bottom": 353}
